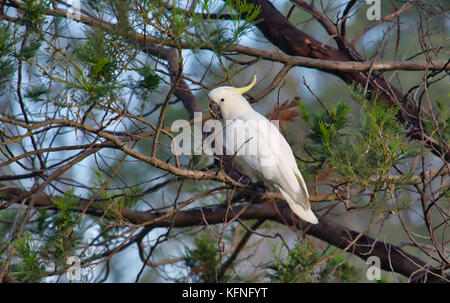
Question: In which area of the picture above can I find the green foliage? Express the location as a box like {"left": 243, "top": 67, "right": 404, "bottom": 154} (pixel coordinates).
{"left": 137, "top": 65, "right": 161, "bottom": 91}
{"left": 296, "top": 99, "right": 310, "bottom": 123}
{"left": 0, "top": 57, "right": 14, "bottom": 88}
{"left": 2, "top": 189, "right": 81, "bottom": 282}
{"left": 300, "top": 101, "right": 351, "bottom": 168}
{"left": 75, "top": 30, "right": 118, "bottom": 85}
{"left": 52, "top": 189, "right": 79, "bottom": 226}
{"left": 19, "top": 40, "right": 42, "bottom": 60}
{"left": 333, "top": 97, "right": 419, "bottom": 188}
{"left": 90, "top": 169, "right": 141, "bottom": 218}
{"left": 0, "top": 25, "right": 14, "bottom": 87}
{"left": 25, "top": 85, "right": 49, "bottom": 102}
{"left": 346, "top": 82, "right": 368, "bottom": 105}
{"left": 41, "top": 189, "right": 81, "bottom": 265}
{"left": 185, "top": 0, "right": 261, "bottom": 53}
{"left": 189, "top": 18, "right": 231, "bottom": 53}
{"left": 64, "top": 28, "right": 138, "bottom": 107}
{"left": 10, "top": 232, "right": 46, "bottom": 282}
{"left": 224, "top": 0, "right": 261, "bottom": 40}
{"left": 3, "top": 182, "right": 143, "bottom": 282}
{"left": 318, "top": 247, "right": 360, "bottom": 283}
{"left": 300, "top": 85, "right": 420, "bottom": 190}
{"left": 18, "top": 0, "right": 50, "bottom": 28}
{"left": 5, "top": 189, "right": 85, "bottom": 282}
{"left": 184, "top": 233, "right": 226, "bottom": 282}
{"left": 267, "top": 241, "right": 320, "bottom": 283}
{"left": 267, "top": 241, "right": 359, "bottom": 283}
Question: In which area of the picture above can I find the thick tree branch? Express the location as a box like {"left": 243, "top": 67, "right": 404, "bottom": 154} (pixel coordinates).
{"left": 1, "top": 185, "right": 448, "bottom": 283}
{"left": 137, "top": 41, "right": 202, "bottom": 119}
{"left": 244, "top": 0, "right": 449, "bottom": 161}
{"left": 230, "top": 45, "right": 450, "bottom": 72}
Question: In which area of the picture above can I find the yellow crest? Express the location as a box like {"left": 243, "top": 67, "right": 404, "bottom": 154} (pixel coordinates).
{"left": 231, "top": 75, "right": 257, "bottom": 95}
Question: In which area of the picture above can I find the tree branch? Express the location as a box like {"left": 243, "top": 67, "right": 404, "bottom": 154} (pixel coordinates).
{"left": 244, "top": 0, "right": 449, "bottom": 161}
{"left": 1, "top": 185, "right": 448, "bottom": 282}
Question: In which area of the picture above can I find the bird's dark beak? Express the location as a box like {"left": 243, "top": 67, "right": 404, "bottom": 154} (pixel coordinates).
{"left": 208, "top": 102, "right": 221, "bottom": 119}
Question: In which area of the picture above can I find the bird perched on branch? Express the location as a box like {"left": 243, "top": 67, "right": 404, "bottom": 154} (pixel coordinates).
{"left": 208, "top": 76, "right": 318, "bottom": 224}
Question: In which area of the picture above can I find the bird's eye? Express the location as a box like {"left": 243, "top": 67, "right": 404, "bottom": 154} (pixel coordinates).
{"left": 220, "top": 98, "right": 225, "bottom": 102}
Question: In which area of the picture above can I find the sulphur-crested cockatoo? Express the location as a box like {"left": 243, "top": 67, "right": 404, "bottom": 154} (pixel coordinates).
{"left": 208, "top": 76, "right": 318, "bottom": 224}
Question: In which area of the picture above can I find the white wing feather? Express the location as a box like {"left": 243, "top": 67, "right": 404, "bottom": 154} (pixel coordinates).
{"left": 224, "top": 111, "right": 318, "bottom": 224}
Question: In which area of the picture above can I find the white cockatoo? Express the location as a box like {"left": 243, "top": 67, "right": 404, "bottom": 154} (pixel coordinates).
{"left": 208, "top": 76, "right": 318, "bottom": 224}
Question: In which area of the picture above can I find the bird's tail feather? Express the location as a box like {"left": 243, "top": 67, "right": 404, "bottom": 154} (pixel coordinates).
{"left": 278, "top": 187, "right": 319, "bottom": 224}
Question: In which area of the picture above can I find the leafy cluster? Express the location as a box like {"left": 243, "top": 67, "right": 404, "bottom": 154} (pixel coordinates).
{"left": 318, "top": 248, "right": 361, "bottom": 283}
{"left": 336, "top": 100, "right": 418, "bottom": 187}
{"left": 267, "top": 241, "right": 359, "bottom": 283}
{"left": 184, "top": 233, "right": 227, "bottom": 282}
{"left": 41, "top": 189, "right": 81, "bottom": 265}
{"left": 267, "top": 241, "right": 320, "bottom": 283}
{"left": 0, "top": 189, "right": 81, "bottom": 282}
{"left": 299, "top": 85, "right": 420, "bottom": 189}
{"left": 9, "top": 232, "right": 46, "bottom": 282}
{"left": 165, "top": 0, "right": 261, "bottom": 53}
{"left": 0, "top": 25, "right": 14, "bottom": 88}
{"left": 17, "top": 0, "right": 50, "bottom": 29}
{"left": 137, "top": 65, "right": 161, "bottom": 92}
{"left": 298, "top": 100, "right": 351, "bottom": 167}
{"left": 69, "top": 29, "right": 127, "bottom": 104}
{"left": 1, "top": 175, "right": 142, "bottom": 282}
{"left": 90, "top": 169, "right": 141, "bottom": 220}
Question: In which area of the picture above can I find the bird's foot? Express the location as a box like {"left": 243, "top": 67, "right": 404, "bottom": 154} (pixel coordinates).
{"left": 250, "top": 181, "right": 266, "bottom": 195}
